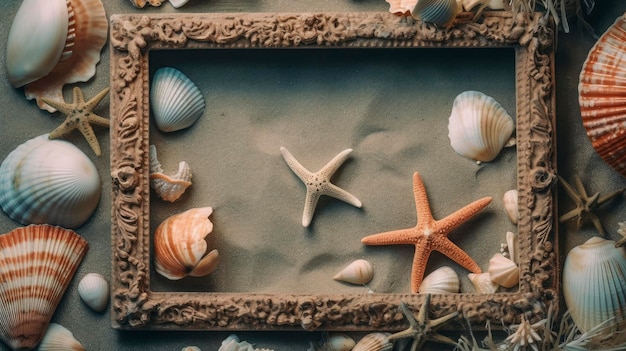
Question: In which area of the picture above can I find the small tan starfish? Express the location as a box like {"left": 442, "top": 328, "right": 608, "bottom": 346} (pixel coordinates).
{"left": 361, "top": 172, "right": 491, "bottom": 293}
{"left": 42, "top": 86, "right": 110, "bottom": 156}
{"left": 280, "top": 147, "right": 362, "bottom": 227}
{"left": 389, "top": 295, "right": 459, "bottom": 351}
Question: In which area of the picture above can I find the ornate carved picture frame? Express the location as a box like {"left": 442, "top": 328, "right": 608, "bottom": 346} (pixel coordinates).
{"left": 110, "top": 12, "right": 557, "bottom": 331}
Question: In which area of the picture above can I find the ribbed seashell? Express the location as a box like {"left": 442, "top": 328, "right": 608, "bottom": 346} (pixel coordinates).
{"left": 154, "top": 207, "right": 219, "bottom": 280}
{"left": 0, "top": 225, "right": 88, "bottom": 351}
{"left": 418, "top": 266, "right": 460, "bottom": 294}
{"left": 411, "top": 0, "right": 462, "bottom": 27}
{"left": 352, "top": 333, "right": 393, "bottom": 351}
{"left": 0, "top": 134, "right": 101, "bottom": 229}
{"left": 488, "top": 253, "right": 519, "bottom": 288}
{"left": 385, "top": 0, "right": 416, "bottom": 15}
{"left": 77, "top": 273, "right": 109, "bottom": 312}
{"left": 579, "top": 13, "right": 626, "bottom": 177}
{"left": 149, "top": 145, "right": 192, "bottom": 202}
{"left": 309, "top": 333, "right": 356, "bottom": 351}
{"left": 502, "top": 189, "right": 519, "bottom": 224}
{"left": 448, "top": 90, "right": 515, "bottom": 163}
{"left": 38, "top": 323, "right": 85, "bottom": 351}
{"left": 563, "top": 237, "right": 626, "bottom": 344}
{"left": 7, "top": 0, "right": 108, "bottom": 112}
{"left": 468, "top": 272, "right": 498, "bottom": 294}
{"left": 151, "top": 67, "right": 205, "bottom": 132}
{"left": 333, "top": 259, "right": 373, "bottom": 285}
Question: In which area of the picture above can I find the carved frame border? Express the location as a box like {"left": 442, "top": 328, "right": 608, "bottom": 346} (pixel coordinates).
{"left": 110, "top": 11, "right": 557, "bottom": 331}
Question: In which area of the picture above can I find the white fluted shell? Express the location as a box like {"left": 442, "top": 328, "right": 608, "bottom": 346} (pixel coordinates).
{"left": 77, "top": 273, "right": 109, "bottom": 312}
{"left": 333, "top": 259, "right": 373, "bottom": 285}
{"left": 151, "top": 67, "right": 205, "bottom": 132}
{"left": 488, "top": 253, "right": 519, "bottom": 288}
{"left": 38, "top": 323, "right": 85, "bottom": 351}
{"left": 352, "top": 333, "right": 392, "bottom": 351}
{"left": 468, "top": 272, "right": 498, "bottom": 294}
{"left": 412, "top": 0, "right": 461, "bottom": 27}
{"left": 563, "top": 237, "right": 626, "bottom": 341}
{"left": 448, "top": 90, "right": 515, "bottom": 163}
{"left": 0, "top": 134, "right": 101, "bottom": 228}
{"left": 149, "top": 145, "right": 192, "bottom": 202}
{"left": 418, "top": 266, "right": 460, "bottom": 294}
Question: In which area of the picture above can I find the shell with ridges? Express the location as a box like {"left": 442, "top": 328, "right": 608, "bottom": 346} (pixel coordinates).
{"left": 448, "top": 90, "right": 515, "bottom": 163}
{"left": 38, "top": 323, "right": 85, "bottom": 351}
{"left": 151, "top": 67, "right": 206, "bottom": 132}
{"left": 468, "top": 272, "right": 498, "bottom": 294}
{"left": 0, "top": 134, "right": 101, "bottom": 229}
{"left": 411, "top": 0, "right": 462, "bottom": 27}
{"left": 352, "top": 333, "right": 392, "bottom": 351}
{"left": 385, "top": 0, "right": 417, "bottom": 15}
{"left": 154, "top": 207, "right": 219, "bottom": 280}
{"left": 77, "top": 273, "right": 109, "bottom": 312}
{"left": 503, "top": 189, "right": 519, "bottom": 224}
{"left": 149, "top": 145, "right": 192, "bottom": 202}
{"left": 488, "top": 253, "right": 519, "bottom": 288}
{"left": 0, "top": 225, "right": 88, "bottom": 351}
{"left": 418, "top": 266, "right": 460, "bottom": 294}
{"left": 333, "top": 259, "right": 373, "bottom": 285}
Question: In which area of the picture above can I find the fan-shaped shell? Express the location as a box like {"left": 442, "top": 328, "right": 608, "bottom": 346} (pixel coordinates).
{"left": 0, "top": 225, "right": 88, "bottom": 351}
{"left": 149, "top": 145, "right": 192, "bottom": 202}
{"left": 154, "top": 207, "right": 219, "bottom": 280}
{"left": 0, "top": 134, "right": 101, "bottom": 229}
{"left": 488, "top": 253, "right": 519, "bottom": 288}
{"left": 411, "top": 0, "right": 462, "bottom": 27}
{"left": 332, "top": 259, "right": 373, "bottom": 285}
{"left": 77, "top": 273, "right": 109, "bottom": 312}
{"left": 151, "top": 67, "right": 206, "bottom": 132}
{"left": 468, "top": 272, "right": 498, "bottom": 294}
{"left": 448, "top": 90, "right": 515, "bottom": 163}
{"left": 418, "top": 266, "right": 460, "bottom": 294}
{"left": 38, "top": 323, "right": 85, "bottom": 351}
{"left": 352, "top": 333, "right": 392, "bottom": 351}
{"left": 311, "top": 333, "right": 356, "bottom": 351}
{"left": 563, "top": 237, "right": 626, "bottom": 342}
{"left": 579, "top": 13, "right": 626, "bottom": 177}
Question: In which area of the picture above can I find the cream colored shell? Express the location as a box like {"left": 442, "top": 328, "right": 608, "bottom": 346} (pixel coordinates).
{"left": 333, "top": 259, "right": 373, "bottom": 285}
{"left": 468, "top": 272, "right": 498, "bottom": 294}
{"left": 488, "top": 253, "right": 519, "bottom": 288}
{"left": 502, "top": 189, "right": 519, "bottom": 225}
{"left": 418, "top": 266, "right": 460, "bottom": 294}
{"left": 38, "top": 323, "right": 85, "bottom": 351}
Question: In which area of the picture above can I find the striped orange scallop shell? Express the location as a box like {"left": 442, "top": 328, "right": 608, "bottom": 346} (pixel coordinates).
{"left": 579, "top": 12, "right": 626, "bottom": 177}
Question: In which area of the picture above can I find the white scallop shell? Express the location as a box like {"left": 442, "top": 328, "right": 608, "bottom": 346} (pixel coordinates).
{"left": 448, "top": 90, "right": 515, "bottom": 163}
{"left": 411, "top": 0, "right": 462, "bottom": 27}
{"left": 149, "top": 145, "right": 192, "bottom": 202}
{"left": 77, "top": 273, "right": 109, "bottom": 312}
{"left": 352, "top": 333, "right": 393, "bottom": 351}
{"left": 38, "top": 323, "right": 85, "bottom": 351}
{"left": 503, "top": 189, "right": 519, "bottom": 225}
{"left": 468, "top": 272, "right": 498, "bottom": 294}
{"left": 0, "top": 134, "right": 101, "bottom": 228}
{"left": 488, "top": 253, "right": 519, "bottom": 288}
{"left": 333, "top": 259, "right": 373, "bottom": 285}
{"left": 563, "top": 237, "right": 626, "bottom": 342}
{"left": 418, "top": 266, "right": 460, "bottom": 294}
{"left": 151, "top": 67, "right": 205, "bottom": 132}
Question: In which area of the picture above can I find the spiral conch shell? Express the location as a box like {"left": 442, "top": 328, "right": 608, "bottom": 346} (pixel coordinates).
{"left": 149, "top": 145, "right": 192, "bottom": 202}
{"left": 154, "top": 207, "right": 219, "bottom": 280}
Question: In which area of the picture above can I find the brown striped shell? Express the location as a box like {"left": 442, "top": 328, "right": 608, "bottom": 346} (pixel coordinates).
{"left": 579, "top": 12, "right": 626, "bottom": 177}
{"left": 0, "top": 224, "right": 88, "bottom": 351}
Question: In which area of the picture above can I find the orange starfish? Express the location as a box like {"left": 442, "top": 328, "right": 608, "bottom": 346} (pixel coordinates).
{"left": 361, "top": 172, "right": 492, "bottom": 293}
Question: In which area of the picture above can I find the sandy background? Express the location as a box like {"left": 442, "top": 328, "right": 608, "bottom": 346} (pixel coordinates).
{"left": 1, "top": 1, "right": 626, "bottom": 350}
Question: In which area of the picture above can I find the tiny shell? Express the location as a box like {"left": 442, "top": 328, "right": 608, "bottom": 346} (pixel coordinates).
{"left": 411, "top": 0, "right": 462, "bottom": 27}
{"left": 468, "top": 272, "right": 498, "bottom": 294}
{"left": 448, "top": 91, "right": 515, "bottom": 163}
{"left": 506, "top": 231, "right": 518, "bottom": 265}
{"left": 418, "top": 266, "right": 460, "bottom": 294}
{"left": 149, "top": 145, "right": 192, "bottom": 202}
{"left": 151, "top": 67, "right": 206, "bottom": 132}
{"left": 38, "top": 323, "right": 85, "bottom": 351}
{"left": 488, "top": 253, "right": 519, "bottom": 288}
{"left": 333, "top": 259, "right": 373, "bottom": 285}
{"left": 352, "top": 333, "right": 393, "bottom": 351}
{"left": 77, "top": 273, "right": 109, "bottom": 312}
{"left": 502, "top": 189, "right": 519, "bottom": 224}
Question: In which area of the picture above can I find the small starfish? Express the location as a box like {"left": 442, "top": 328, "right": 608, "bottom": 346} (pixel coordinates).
{"left": 280, "top": 147, "right": 362, "bottom": 227}
{"left": 361, "top": 172, "right": 491, "bottom": 293}
{"left": 558, "top": 175, "right": 625, "bottom": 236}
{"left": 389, "top": 295, "right": 459, "bottom": 351}
{"left": 42, "top": 86, "right": 110, "bottom": 156}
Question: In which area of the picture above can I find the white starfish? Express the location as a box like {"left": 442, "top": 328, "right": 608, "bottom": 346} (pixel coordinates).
{"left": 280, "top": 147, "right": 362, "bottom": 227}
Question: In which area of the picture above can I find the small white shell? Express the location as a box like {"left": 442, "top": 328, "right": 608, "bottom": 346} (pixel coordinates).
{"left": 333, "top": 259, "right": 373, "bottom": 285}
{"left": 77, "top": 273, "right": 109, "bottom": 312}
{"left": 411, "top": 0, "right": 462, "bottom": 27}
{"left": 151, "top": 67, "right": 205, "bottom": 132}
{"left": 309, "top": 333, "right": 356, "bottom": 351}
{"left": 488, "top": 253, "right": 519, "bottom": 288}
{"left": 418, "top": 266, "right": 460, "bottom": 294}
{"left": 506, "top": 231, "right": 518, "bottom": 265}
{"left": 149, "top": 145, "right": 192, "bottom": 202}
{"left": 352, "top": 333, "right": 393, "bottom": 351}
{"left": 448, "top": 90, "right": 515, "bottom": 163}
{"left": 38, "top": 323, "right": 85, "bottom": 351}
{"left": 169, "top": 0, "right": 190, "bottom": 8}
{"left": 503, "top": 189, "right": 519, "bottom": 224}
{"left": 218, "top": 334, "right": 264, "bottom": 351}
{"left": 468, "top": 272, "right": 499, "bottom": 294}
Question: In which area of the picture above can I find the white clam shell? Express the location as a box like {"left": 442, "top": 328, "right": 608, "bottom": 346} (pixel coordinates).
{"left": 333, "top": 259, "right": 373, "bottom": 285}
{"left": 352, "top": 333, "right": 392, "bottom": 351}
{"left": 149, "top": 145, "right": 192, "bottom": 202}
{"left": 448, "top": 90, "right": 515, "bottom": 163}
{"left": 488, "top": 253, "right": 519, "bottom": 288}
{"left": 151, "top": 67, "right": 206, "bottom": 132}
{"left": 411, "top": 0, "right": 462, "bottom": 26}
{"left": 468, "top": 272, "right": 498, "bottom": 294}
{"left": 418, "top": 266, "right": 460, "bottom": 294}
{"left": 77, "top": 273, "right": 109, "bottom": 312}
{"left": 0, "top": 134, "right": 101, "bottom": 228}
{"left": 38, "top": 323, "right": 85, "bottom": 351}
{"left": 502, "top": 189, "right": 519, "bottom": 225}
{"left": 563, "top": 237, "right": 626, "bottom": 340}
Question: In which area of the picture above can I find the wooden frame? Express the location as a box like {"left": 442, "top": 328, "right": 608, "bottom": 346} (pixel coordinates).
{"left": 110, "top": 11, "right": 557, "bottom": 331}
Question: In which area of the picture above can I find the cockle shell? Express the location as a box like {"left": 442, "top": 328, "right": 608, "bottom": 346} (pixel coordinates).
{"left": 488, "top": 253, "right": 519, "bottom": 288}
{"left": 309, "top": 333, "right": 356, "bottom": 351}
{"left": 502, "top": 189, "right": 519, "bottom": 224}
{"left": 7, "top": 0, "right": 108, "bottom": 112}
{"left": 0, "top": 225, "right": 88, "bottom": 351}
{"left": 448, "top": 90, "right": 515, "bottom": 163}
{"left": 149, "top": 145, "right": 192, "bottom": 202}
{"left": 0, "top": 134, "right": 101, "bottom": 229}
{"left": 38, "top": 323, "right": 85, "bottom": 351}
{"left": 563, "top": 237, "right": 626, "bottom": 345}
{"left": 151, "top": 67, "right": 206, "bottom": 132}
{"left": 412, "top": 0, "right": 462, "bottom": 27}
{"left": 418, "top": 266, "right": 460, "bottom": 294}
{"left": 352, "top": 333, "right": 393, "bottom": 351}
{"left": 333, "top": 259, "right": 373, "bottom": 285}
{"left": 154, "top": 207, "right": 219, "bottom": 280}
{"left": 468, "top": 272, "right": 498, "bottom": 294}
{"left": 77, "top": 273, "right": 109, "bottom": 312}
{"left": 579, "top": 13, "right": 626, "bottom": 178}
